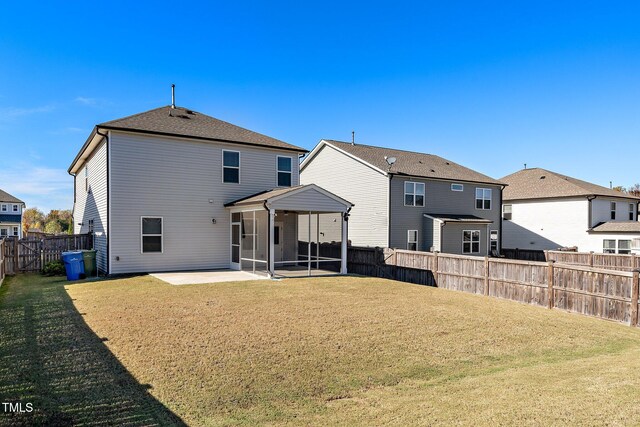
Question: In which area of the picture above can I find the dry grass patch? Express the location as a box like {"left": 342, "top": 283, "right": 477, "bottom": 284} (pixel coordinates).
{"left": 59, "top": 274, "right": 640, "bottom": 426}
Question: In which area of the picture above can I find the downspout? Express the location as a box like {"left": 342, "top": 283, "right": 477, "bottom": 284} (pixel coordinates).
{"left": 388, "top": 173, "right": 393, "bottom": 248}
{"left": 96, "top": 128, "right": 109, "bottom": 276}
{"left": 499, "top": 184, "right": 505, "bottom": 254}
{"left": 264, "top": 201, "right": 272, "bottom": 277}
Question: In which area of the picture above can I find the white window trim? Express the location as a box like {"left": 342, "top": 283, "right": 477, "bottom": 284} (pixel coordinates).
{"left": 276, "top": 155, "right": 293, "bottom": 187}
{"left": 12, "top": 204, "right": 18, "bottom": 212}
{"left": 462, "top": 230, "right": 481, "bottom": 254}
{"left": 1, "top": 204, "right": 6, "bottom": 212}
{"left": 617, "top": 239, "right": 632, "bottom": 254}
{"left": 0, "top": 228, "right": 7, "bottom": 237}
{"left": 475, "top": 188, "right": 492, "bottom": 210}
{"left": 451, "top": 183, "right": 464, "bottom": 192}
{"left": 603, "top": 239, "right": 617, "bottom": 254}
{"left": 407, "top": 230, "right": 418, "bottom": 250}
{"left": 12, "top": 226, "right": 18, "bottom": 236}
{"left": 222, "top": 150, "right": 241, "bottom": 184}
{"left": 141, "top": 216, "right": 163, "bottom": 254}
{"left": 502, "top": 204, "right": 512, "bottom": 220}
{"left": 404, "top": 181, "right": 425, "bottom": 207}
{"left": 490, "top": 230, "right": 499, "bottom": 251}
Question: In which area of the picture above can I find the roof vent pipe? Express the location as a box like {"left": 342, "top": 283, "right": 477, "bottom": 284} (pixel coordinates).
{"left": 171, "top": 84, "right": 176, "bottom": 109}
{"left": 352, "top": 131, "right": 355, "bottom": 145}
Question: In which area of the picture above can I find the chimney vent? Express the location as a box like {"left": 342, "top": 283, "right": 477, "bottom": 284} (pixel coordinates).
{"left": 171, "top": 84, "right": 176, "bottom": 109}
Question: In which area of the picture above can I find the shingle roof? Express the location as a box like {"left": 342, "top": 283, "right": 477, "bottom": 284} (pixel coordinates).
{"left": 0, "top": 189, "right": 24, "bottom": 204}
{"left": 318, "top": 140, "right": 503, "bottom": 185}
{"left": 501, "top": 168, "right": 640, "bottom": 201}
{"left": 424, "top": 213, "right": 493, "bottom": 224}
{"left": 589, "top": 221, "right": 640, "bottom": 233}
{"left": 98, "top": 105, "right": 306, "bottom": 152}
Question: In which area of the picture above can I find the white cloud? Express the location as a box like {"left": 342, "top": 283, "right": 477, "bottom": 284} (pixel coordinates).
{"left": 0, "top": 104, "right": 56, "bottom": 119}
{"left": 0, "top": 164, "right": 73, "bottom": 212}
{"left": 74, "top": 96, "right": 97, "bottom": 105}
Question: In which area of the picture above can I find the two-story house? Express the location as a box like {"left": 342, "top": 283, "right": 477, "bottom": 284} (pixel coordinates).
{"left": 69, "top": 104, "right": 351, "bottom": 276}
{"left": 0, "top": 189, "right": 25, "bottom": 239}
{"left": 300, "top": 140, "right": 505, "bottom": 256}
{"left": 501, "top": 168, "right": 640, "bottom": 254}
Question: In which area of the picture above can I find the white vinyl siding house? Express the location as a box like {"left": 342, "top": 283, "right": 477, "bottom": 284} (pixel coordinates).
{"left": 300, "top": 143, "right": 389, "bottom": 247}
{"left": 0, "top": 190, "right": 26, "bottom": 239}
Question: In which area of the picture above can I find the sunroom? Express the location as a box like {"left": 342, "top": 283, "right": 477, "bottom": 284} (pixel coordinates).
{"left": 225, "top": 184, "right": 353, "bottom": 278}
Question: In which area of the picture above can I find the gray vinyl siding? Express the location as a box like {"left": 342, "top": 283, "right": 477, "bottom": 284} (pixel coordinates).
{"left": 301, "top": 144, "right": 388, "bottom": 247}
{"left": 109, "top": 131, "right": 301, "bottom": 274}
{"left": 72, "top": 139, "right": 108, "bottom": 273}
{"left": 441, "top": 223, "right": 489, "bottom": 256}
{"left": 389, "top": 177, "right": 501, "bottom": 255}
{"left": 270, "top": 188, "right": 347, "bottom": 212}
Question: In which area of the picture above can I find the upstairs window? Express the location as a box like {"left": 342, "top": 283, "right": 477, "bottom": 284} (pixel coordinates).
{"left": 1, "top": 205, "right": 6, "bottom": 212}
{"left": 277, "top": 156, "right": 292, "bottom": 187}
{"left": 603, "top": 239, "right": 616, "bottom": 254}
{"left": 610, "top": 202, "right": 616, "bottom": 220}
{"left": 475, "top": 188, "right": 492, "bottom": 210}
{"left": 88, "top": 219, "right": 94, "bottom": 233}
{"left": 404, "top": 182, "right": 425, "bottom": 207}
{"left": 451, "top": 183, "right": 464, "bottom": 192}
{"left": 141, "top": 217, "right": 163, "bottom": 253}
{"left": 463, "top": 230, "right": 480, "bottom": 253}
{"left": 630, "top": 203, "right": 635, "bottom": 221}
{"left": 502, "top": 204, "right": 512, "bottom": 220}
{"left": 407, "top": 230, "right": 418, "bottom": 251}
{"left": 12, "top": 205, "right": 18, "bottom": 212}
{"left": 222, "top": 150, "right": 240, "bottom": 183}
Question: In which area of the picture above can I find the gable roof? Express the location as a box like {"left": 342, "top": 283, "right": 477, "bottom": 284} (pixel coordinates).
{"left": 302, "top": 140, "right": 504, "bottom": 186}
{"left": 589, "top": 221, "right": 640, "bottom": 233}
{"left": 69, "top": 105, "right": 306, "bottom": 173}
{"left": 423, "top": 213, "right": 493, "bottom": 224}
{"left": 224, "top": 184, "right": 353, "bottom": 209}
{"left": 501, "top": 168, "right": 640, "bottom": 201}
{"left": 0, "top": 189, "right": 24, "bottom": 205}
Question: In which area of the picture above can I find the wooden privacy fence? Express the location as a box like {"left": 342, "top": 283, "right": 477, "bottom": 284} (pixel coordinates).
{"left": 545, "top": 250, "right": 640, "bottom": 272}
{"left": 0, "top": 239, "right": 5, "bottom": 286}
{"left": 1, "top": 234, "right": 93, "bottom": 274}
{"left": 347, "top": 246, "right": 640, "bottom": 327}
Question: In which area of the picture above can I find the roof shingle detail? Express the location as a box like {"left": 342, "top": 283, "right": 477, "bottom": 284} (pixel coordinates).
{"left": 319, "top": 140, "right": 503, "bottom": 185}
{"left": 589, "top": 221, "right": 640, "bottom": 233}
{"left": 99, "top": 105, "right": 306, "bottom": 152}
{"left": 0, "top": 189, "right": 24, "bottom": 204}
{"left": 501, "top": 168, "right": 640, "bottom": 201}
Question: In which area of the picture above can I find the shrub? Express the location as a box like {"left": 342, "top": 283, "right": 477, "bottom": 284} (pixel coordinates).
{"left": 43, "top": 260, "right": 66, "bottom": 276}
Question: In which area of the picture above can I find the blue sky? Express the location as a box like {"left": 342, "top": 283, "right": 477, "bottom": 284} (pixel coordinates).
{"left": 1, "top": 1, "right": 640, "bottom": 212}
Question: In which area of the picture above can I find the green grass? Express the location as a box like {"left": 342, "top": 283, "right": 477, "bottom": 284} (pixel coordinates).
{"left": 3, "top": 274, "right": 640, "bottom": 425}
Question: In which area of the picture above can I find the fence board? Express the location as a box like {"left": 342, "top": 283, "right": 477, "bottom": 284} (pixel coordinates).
{"left": 1, "top": 234, "right": 93, "bottom": 274}
{"left": 546, "top": 250, "right": 639, "bottom": 272}
{"left": 347, "top": 246, "right": 640, "bottom": 327}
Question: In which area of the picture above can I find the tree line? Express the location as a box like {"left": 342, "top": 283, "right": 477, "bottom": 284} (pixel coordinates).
{"left": 613, "top": 184, "right": 640, "bottom": 197}
{"left": 22, "top": 208, "right": 73, "bottom": 235}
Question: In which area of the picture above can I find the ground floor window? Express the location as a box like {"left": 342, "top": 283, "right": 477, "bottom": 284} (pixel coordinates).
{"left": 0, "top": 228, "right": 7, "bottom": 237}
{"left": 141, "top": 217, "right": 163, "bottom": 253}
{"left": 603, "top": 239, "right": 631, "bottom": 254}
{"left": 407, "top": 230, "right": 418, "bottom": 251}
{"left": 490, "top": 230, "right": 498, "bottom": 252}
{"left": 463, "top": 230, "right": 480, "bottom": 253}
{"left": 12, "top": 226, "right": 18, "bottom": 236}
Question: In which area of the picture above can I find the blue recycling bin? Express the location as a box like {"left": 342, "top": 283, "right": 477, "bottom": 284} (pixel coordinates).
{"left": 62, "top": 251, "right": 85, "bottom": 281}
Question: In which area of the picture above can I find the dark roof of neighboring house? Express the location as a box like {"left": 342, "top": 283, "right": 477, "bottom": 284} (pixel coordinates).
{"left": 589, "top": 221, "right": 640, "bottom": 233}
{"left": 424, "top": 213, "right": 493, "bottom": 224}
{"left": 315, "top": 140, "right": 504, "bottom": 185}
{"left": 0, "top": 214, "right": 22, "bottom": 223}
{"left": 0, "top": 189, "right": 24, "bottom": 204}
{"left": 501, "top": 168, "right": 640, "bottom": 201}
{"left": 99, "top": 105, "right": 306, "bottom": 152}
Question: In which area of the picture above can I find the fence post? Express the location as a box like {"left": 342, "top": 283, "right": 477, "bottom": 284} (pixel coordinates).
{"left": 484, "top": 256, "right": 490, "bottom": 296}
{"left": 433, "top": 251, "right": 439, "bottom": 285}
{"left": 543, "top": 250, "right": 548, "bottom": 261}
{"left": 589, "top": 251, "right": 594, "bottom": 267}
{"left": 547, "top": 261, "right": 555, "bottom": 309}
{"left": 632, "top": 269, "right": 639, "bottom": 327}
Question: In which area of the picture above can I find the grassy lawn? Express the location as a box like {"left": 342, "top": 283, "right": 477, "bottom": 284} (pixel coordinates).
{"left": 3, "top": 274, "right": 640, "bottom": 426}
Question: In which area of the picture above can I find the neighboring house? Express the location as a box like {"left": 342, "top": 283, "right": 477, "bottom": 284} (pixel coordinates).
{"left": 300, "top": 140, "right": 505, "bottom": 256}
{"left": 0, "top": 189, "right": 25, "bottom": 239}
{"left": 501, "top": 167, "right": 640, "bottom": 254}
{"left": 69, "top": 105, "right": 352, "bottom": 276}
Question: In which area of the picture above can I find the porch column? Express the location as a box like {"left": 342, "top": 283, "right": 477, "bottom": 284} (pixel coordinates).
{"left": 268, "top": 208, "right": 275, "bottom": 277}
{"left": 341, "top": 211, "right": 348, "bottom": 274}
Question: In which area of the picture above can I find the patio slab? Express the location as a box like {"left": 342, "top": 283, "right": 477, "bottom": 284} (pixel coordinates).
{"left": 150, "top": 270, "right": 268, "bottom": 285}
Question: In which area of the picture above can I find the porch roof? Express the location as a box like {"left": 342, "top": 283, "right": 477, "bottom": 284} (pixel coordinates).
{"left": 589, "top": 221, "right": 640, "bottom": 233}
{"left": 424, "top": 213, "right": 493, "bottom": 224}
{"left": 225, "top": 184, "right": 353, "bottom": 212}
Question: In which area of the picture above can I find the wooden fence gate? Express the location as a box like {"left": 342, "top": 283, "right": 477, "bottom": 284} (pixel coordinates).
{"left": 1, "top": 234, "right": 93, "bottom": 274}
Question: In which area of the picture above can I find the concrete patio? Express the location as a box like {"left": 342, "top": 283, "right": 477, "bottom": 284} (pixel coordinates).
{"left": 150, "top": 270, "right": 268, "bottom": 285}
